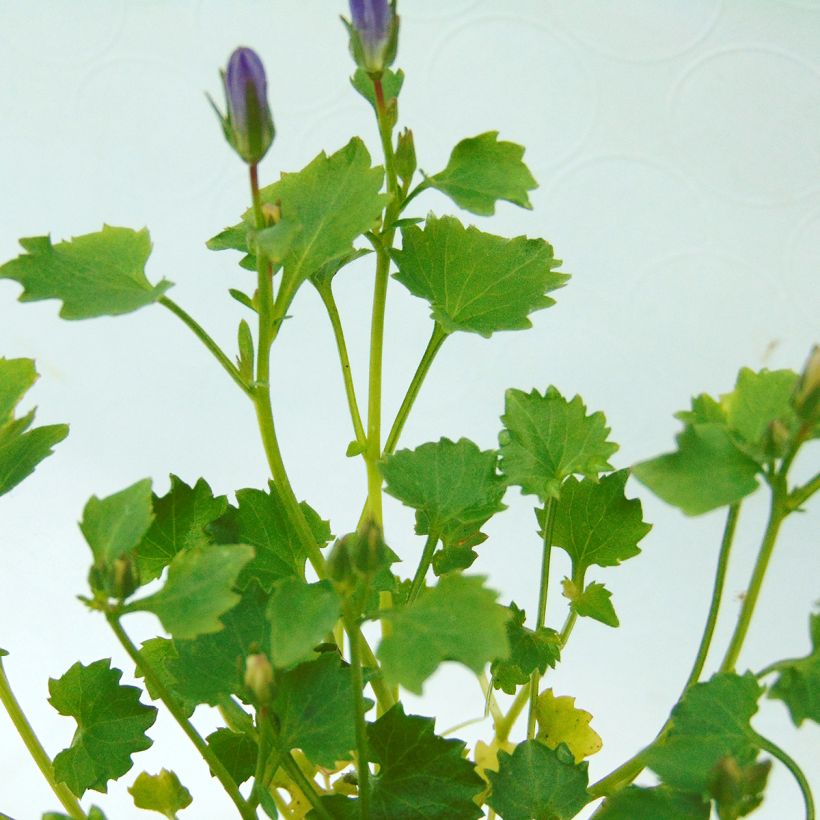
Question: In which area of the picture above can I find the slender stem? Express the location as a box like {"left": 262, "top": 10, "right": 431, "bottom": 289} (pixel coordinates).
{"left": 383, "top": 323, "right": 448, "bottom": 456}
{"left": 279, "top": 753, "right": 333, "bottom": 820}
{"left": 754, "top": 732, "right": 815, "bottom": 820}
{"left": 407, "top": 532, "right": 439, "bottom": 604}
{"left": 495, "top": 685, "right": 530, "bottom": 743}
{"left": 558, "top": 610, "right": 577, "bottom": 647}
{"left": 249, "top": 712, "right": 273, "bottom": 811}
{"left": 587, "top": 748, "right": 652, "bottom": 799}
{"left": 528, "top": 498, "right": 556, "bottom": 739}
{"left": 248, "top": 163, "right": 327, "bottom": 579}
{"left": 106, "top": 615, "right": 256, "bottom": 820}
{"left": 720, "top": 489, "right": 786, "bottom": 672}
{"left": 478, "top": 671, "right": 505, "bottom": 724}
{"left": 757, "top": 657, "right": 803, "bottom": 679}
{"left": 345, "top": 613, "right": 371, "bottom": 818}
{"left": 315, "top": 282, "right": 367, "bottom": 447}
{"left": 160, "top": 296, "right": 251, "bottom": 397}
{"left": 788, "top": 471, "right": 820, "bottom": 512}
{"left": 359, "top": 639, "right": 396, "bottom": 712}
{"left": 0, "top": 656, "right": 86, "bottom": 819}
{"left": 398, "top": 178, "right": 431, "bottom": 214}
{"left": 682, "top": 503, "right": 741, "bottom": 690}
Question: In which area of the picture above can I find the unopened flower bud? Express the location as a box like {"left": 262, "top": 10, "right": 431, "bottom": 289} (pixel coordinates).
{"left": 351, "top": 518, "right": 389, "bottom": 576}
{"left": 87, "top": 556, "right": 140, "bottom": 600}
{"left": 346, "top": 0, "right": 399, "bottom": 76}
{"left": 793, "top": 344, "right": 820, "bottom": 421}
{"left": 244, "top": 653, "right": 274, "bottom": 702}
{"left": 327, "top": 535, "right": 357, "bottom": 593}
{"left": 395, "top": 128, "right": 416, "bottom": 189}
{"left": 261, "top": 201, "right": 282, "bottom": 226}
{"left": 210, "top": 47, "right": 275, "bottom": 165}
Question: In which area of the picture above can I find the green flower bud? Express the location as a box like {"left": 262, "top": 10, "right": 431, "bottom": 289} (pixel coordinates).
{"left": 395, "top": 128, "right": 416, "bottom": 190}
{"left": 244, "top": 653, "right": 274, "bottom": 703}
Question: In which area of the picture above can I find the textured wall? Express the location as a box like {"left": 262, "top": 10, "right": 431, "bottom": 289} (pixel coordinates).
{"left": 1, "top": 1, "right": 818, "bottom": 817}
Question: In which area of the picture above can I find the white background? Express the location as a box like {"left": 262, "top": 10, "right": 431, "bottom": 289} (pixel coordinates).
{"left": 1, "top": 1, "right": 818, "bottom": 818}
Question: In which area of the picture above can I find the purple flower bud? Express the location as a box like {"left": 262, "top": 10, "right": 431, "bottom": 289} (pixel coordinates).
{"left": 212, "top": 46, "right": 275, "bottom": 165}
{"left": 347, "top": 0, "right": 398, "bottom": 75}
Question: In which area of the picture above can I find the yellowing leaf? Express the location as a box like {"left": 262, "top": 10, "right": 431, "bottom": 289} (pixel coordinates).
{"left": 536, "top": 689, "right": 602, "bottom": 763}
{"left": 474, "top": 738, "right": 515, "bottom": 781}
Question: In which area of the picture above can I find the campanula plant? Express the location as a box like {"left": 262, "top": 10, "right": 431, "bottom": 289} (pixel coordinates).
{"left": 0, "top": 3, "right": 817, "bottom": 819}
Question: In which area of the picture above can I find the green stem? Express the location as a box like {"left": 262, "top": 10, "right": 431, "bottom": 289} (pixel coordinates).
{"left": 478, "top": 671, "right": 505, "bottom": 725}
{"left": 683, "top": 503, "right": 741, "bottom": 690}
{"left": 407, "top": 531, "right": 439, "bottom": 604}
{"left": 528, "top": 498, "right": 556, "bottom": 739}
{"left": 495, "top": 685, "right": 530, "bottom": 744}
{"left": 160, "top": 296, "right": 252, "bottom": 397}
{"left": 315, "top": 282, "right": 367, "bottom": 447}
{"left": 248, "top": 163, "right": 327, "bottom": 579}
{"left": 788, "top": 471, "right": 820, "bottom": 512}
{"left": 383, "top": 323, "right": 448, "bottom": 456}
{"left": 587, "top": 748, "right": 652, "bottom": 799}
{"left": 0, "top": 655, "right": 86, "bottom": 819}
{"left": 345, "top": 612, "right": 371, "bottom": 819}
{"left": 720, "top": 489, "right": 786, "bottom": 672}
{"left": 753, "top": 732, "right": 815, "bottom": 820}
{"left": 106, "top": 615, "right": 256, "bottom": 820}
{"left": 249, "top": 713, "right": 273, "bottom": 811}
{"left": 359, "top": 639, "right": 396, "bottom": 712}
{"left": 279, "top": 752, "right": 333, "bottom": 820}
{"left": 398, "top": 178, "right": 431, "bottom": 214}
{"left": 218, "top": 695, "right": 257, "bottom": 740}
{"left": 757, "top": 657, "right": 803, "bottom": 679}
{"left": 558, "top": 610, "right": 577, "bottom": 647}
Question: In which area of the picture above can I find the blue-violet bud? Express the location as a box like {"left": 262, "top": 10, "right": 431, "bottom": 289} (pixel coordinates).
{"left": 347, "top": 0, "right": 398, "bottom": 75}
{"left": 213, "top": 46, "right": 275, "bottom": 165}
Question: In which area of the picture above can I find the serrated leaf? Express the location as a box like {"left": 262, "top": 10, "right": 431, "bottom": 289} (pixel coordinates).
{"left": 644, "top": 673, "right": 763, "bottom": 794}
{"left": 592, "top": 786, "right": 709, "bottom": 819}
{"left": 208, "top": 139, "right": 387, "bottom": 310}
{"left": 134, "top": 476, "right": 228, "bottom": 583}
{"left": 0, "top": 226, "right": 171, "bottom": 319}
{"left": 768, "top": 612, "right": 820, "bottom": 726}
{"left": 544, "top": 470, "right": 651, "bottom": 575}
{"left": 49, "top": 659, "right": 157, "bottom": 796}
{"left": 80, "top": 479, "right": 154, "bottom": 566}
{"left": 210, "top": 485, "right": 330, "bottom": 591}
{"left": 486, "top": 740, "right": 590, "bottom": 820}
{"left": 491, "top": 603, "right": 560, "bottom": 695}
{"left": 267, "top": 579, "right": 341, "bottom": 669}
{"left": 565, "top": 581, "right": 619, "bottom": 628}
{"left": 350, "top": 67, "right": 404, "bottom": 112}
{"left": 378, "top": 574, "right": 510, "bottom": 694}
{"left": 428, "top": 131, "right": 537, "bottom": 215}
{"left": 632, "top": 424, "right": 760, "bottom": 516}
{"left": 167, "top": 583, "right": 271, "bottom": 706}
{"left": 535, "top": 689, "right": 603, "bottom": 763}
{"left": 432, "top": 545, "right": 478, "bottom": 575}
{"left": 128, "top": 769, "right": 192, "bottom": 816}
{"left": 500, "top": 387, "right": 619, "bottom": 500}
{"left": 206, "top": 729, "right": 258, "bottom": 786}
{"left": 135, "top": 638, "right": 196, "bottom": 719}
{"left": 272, "top": 653, "right": 364, "bottom": 768}
{"left": 320, "top": 705, "right": 484, "bottom": 819}
{"left": 381, "top": 438, "right": 507, "bottom": 550}
{"left": 0, "top": 358, "right": 68, "bottom": 497}
{"left": 133, "top": 544, "right": 254, "bottom": 640}
{"left": 391, "top": 215, "right": 567, "bottom": 337}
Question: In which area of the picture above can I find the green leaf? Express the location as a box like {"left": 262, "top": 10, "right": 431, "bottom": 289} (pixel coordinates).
{"left": 491, "top": 603, "right": 560, "bottom": 695}
{"left": 378, "top": 574, "right": 510, "bottom": 694}
{"left": 253, "top": 220, "right": 303, "bottom": 264}
{"left": 567, "top": 581, "right": 619, "bottom": 628}
{"left": 381, "top": 438, "right": 507, "bottom": 550}
{"left": 500, "top": 387, "right": 619, "bottom": 500}
{"left": 768, "top": 612, "right": 820, "bottom": 726}
{"left": 135, "top": 638, "right": 196, "bottom": 719}
{"left": 133, "top": 544, "right": 254, "bottom": 640}
{"left": 721, "top": 368, "right": 799, "bottom": 453}
{"left": 632, "top": 424, "right": 760, "bottom": 516}
{"left": 80, "top": 479, "right": 154, "bottom": 566}
{"left": 128, "top": 769, "right": 192, "bottom": 816}
{"left": 49, "top": 659, "right": 157, "bottom": 796}
{"left": 0, "top": 358, "right": 68, "bottom": 497}
{"left": 709, "top": 757, "right": 771, "bottom": 819}
{"left": 0, "top": 226, "right": 171, "bottom": 319}
{"left": 392, "top": 215, "right": 567, "bottom": 337}
{"left": 544, "top": 470, "right": 651, "bottom": 575}
{"left": 272, "top": 653, "right": 365, "bottom": 768}
{"left": 267, "top": 578, "right": 341, "bottom": 669}
{"left": 206, "top": 223, "right": 248, "bottom": 252}
{"left": 350, "top": 68, "right": 404, "bottom": 112}
{"left": 428, "top": 131, "right": 537, "bottom": 216}
{"left": 210, "top": 485, "right": 330, "bottom": 591}
{"left": 134, "top": 476, "right": 228, "bottom": 583}
{"left": 206, "top": 729, "right": 258, "bottom": 786}
{"left": 592, "top": 786, "right": 709, "bottom": 819}
{"left": 43, "top": 809, "right": 108, "bottom": 820}
{"left": 324, "top": 705, "right": 484, "bottom": 819}
{"left": 486, "top": 740, "right": 590, "bottom": 820}
{"left": 310, "top": 247, "right": 371, "bottom": 289}
{"left": 167, "top": 583, "right": 271, "bottom": 706}
{"left": 645, "top": 673, "right": 763, "bottom": 794}
{"left": 208, "top": 139, "right": 387, "bottom": 310}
